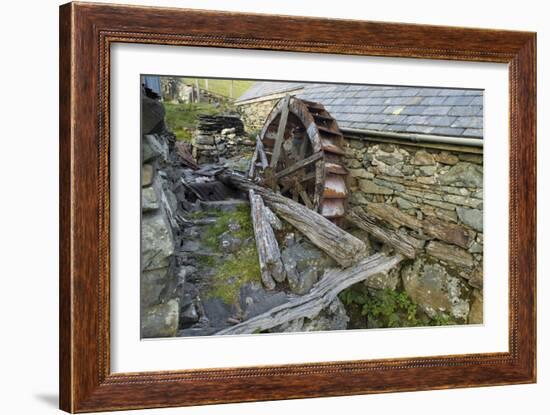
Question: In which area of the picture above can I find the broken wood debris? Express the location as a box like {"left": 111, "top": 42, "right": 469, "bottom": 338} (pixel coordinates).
{"left": 218, "top": 170, "right": 366, "bottom": 267}
{"left": 174, "top": 141, "right": 199, "bottom": 170}
{"left": 365, "top": 202, "right": 470, "bottom": 249}
{"left": 216, "top": 253, "right": 403, "bottom": 335}
{"left": 248, "top": 135, "right": 269, "bottom": 178}
{"left": 249, "top": 190, "right": 286, "bottom": 289}
{"left": 347, "top": 207, "right": 423, "bottom": 259}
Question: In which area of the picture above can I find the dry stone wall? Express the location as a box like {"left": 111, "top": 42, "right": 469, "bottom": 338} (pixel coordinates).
{"left": 237, "top": 100, "right": 276, "bottom": 133}
{"left": 343, "top": 139, "right": 483, "bottom": 324}
{"left": 140, "top": 132, "right": 181, "bottom": 338}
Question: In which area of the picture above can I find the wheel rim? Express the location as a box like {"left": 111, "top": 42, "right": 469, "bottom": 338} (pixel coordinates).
{"left": 257, "top": 96, "right": 349, "bottom": 221}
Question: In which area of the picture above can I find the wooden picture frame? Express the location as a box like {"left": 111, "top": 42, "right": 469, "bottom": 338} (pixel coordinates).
{"left": 59, "top": 2, "right": 536, "bottom": 412}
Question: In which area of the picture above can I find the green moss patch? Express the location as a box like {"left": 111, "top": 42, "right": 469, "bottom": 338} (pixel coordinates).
{"left": 164, "top": 102, "right": 220, "bottom": 141}
{"left": 202, "top": 204, "right": 254, "bottom": 250}
{"left": 207, "top": 245, "right": 261, "bottom": 305}
{"left": 195, "top": 204, "right": 260, "bottom": 305}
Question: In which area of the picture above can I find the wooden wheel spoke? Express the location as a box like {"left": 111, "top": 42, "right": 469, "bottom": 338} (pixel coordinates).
{"left": 269, "top": 95, "right": 291, "bottom": 170}
{"left": 298, "top": 188, "right": 313, "bottom": 209}
{"left": 274, "top": 151, "right": 323, "bottom": 180}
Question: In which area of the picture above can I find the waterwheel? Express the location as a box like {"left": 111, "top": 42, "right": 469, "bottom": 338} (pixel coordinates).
{"left": 250, "top": 95, "right": 349, "bottom": 221}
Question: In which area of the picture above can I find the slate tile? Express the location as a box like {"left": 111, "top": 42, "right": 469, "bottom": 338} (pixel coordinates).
{"left": 448, "top": 106, "right": 483, "bottom": 116}
{"left": 438, "top": 89, "right": 468, "bottom": 96}
{"left": 424, "top": 116, "right": 457, "bottom": 127}
{"left": 366, "top": 114, "right": 407, "bottom": 124}
{"left": 462, "top": 128, "right": 483, "bottom": 138}
{"left": 360, "top": 122, "right": 388, "bottom": 130}
{"left": 384, "top": 96, "right": 423, "bottom": 105}
{"left": 416, "top": 88, "right": 445, "bottom": 97}
{"left": 404, "top": 115, "right": 430, "bottom": 125}
{"left": 383, "top": 124, "right": 409, "bottom": 132}
{"left": 430, "top": 127, "right": 465, "bottom": 136}
{"left": 451, "top": 116, "right": 483, "bottom": 129}
{"left": 383, "top": 105, "right": 406, "bottom": 115}
{"left": 422, "top": 106, "right": 452, "bottom": 115}
{"left": 406, "top": 125, "right": 435, "bottom": 134}
{"left": 399, "top": 106, "right": 426, "bottom": 115}
{"left": 470, "top": 96, "right": 484, "bottom": 105}
{"left": 462, "top": 89, "right": 484, "bottom": 96}
{"left": 331, "top": 98, "right": 349, "bottom": 105}
{"left": 363, "top": 105, "right": 387, "bottom": 113}
{"left": 357, "top": 97, "right": 387, "bottom": 105}
{"left": 442, "top": 96, "right": 475, "bottom": 105}
{"left": 420, "top": 96, "right": 447, "bottom": 105}
{"left": 354, "top": 90, "right": 373, "bottom": 98}
{"left": 338, "top": 121, "right": 353, "bottom": 128}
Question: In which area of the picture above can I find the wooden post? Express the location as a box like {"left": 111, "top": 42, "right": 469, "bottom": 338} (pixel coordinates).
{"left": 195, "top": 79, "right": 200, "bottom": 103}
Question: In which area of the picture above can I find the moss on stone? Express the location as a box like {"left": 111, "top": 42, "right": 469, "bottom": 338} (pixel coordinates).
{"left": 202, "top": 204, "right": 254, "bottom": 250}
{"left": 207, "top": 245, "right": 261, "bottom": 305}
{"left": 195, "top": 204, "right": 260, "bottom": 305}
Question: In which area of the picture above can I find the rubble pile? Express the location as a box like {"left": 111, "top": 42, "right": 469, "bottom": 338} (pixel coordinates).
{"left": 192, "top": 115, "right": 254, "bottom": 163}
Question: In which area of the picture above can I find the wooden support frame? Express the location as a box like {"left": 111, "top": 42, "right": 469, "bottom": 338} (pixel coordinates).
{"left": 60, "top": 2, "right": 536, "bottom": 412}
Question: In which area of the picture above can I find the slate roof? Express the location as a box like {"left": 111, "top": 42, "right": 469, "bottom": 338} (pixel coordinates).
{"left": 237, "top": 82, "right": 483, "bottom": 139}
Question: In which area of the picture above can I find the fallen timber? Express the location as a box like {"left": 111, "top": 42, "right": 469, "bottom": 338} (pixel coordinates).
{"left": 249, "top": 190, "right": 286, "bottom": 289}
{"left": 216, "top": 253, "right": 403, "bottom": 335}
{"left": 218, "top": 170, "right": 367, "bottom": 267}
{"left": 346, "top": 207, "right": 424, "bottom": 259}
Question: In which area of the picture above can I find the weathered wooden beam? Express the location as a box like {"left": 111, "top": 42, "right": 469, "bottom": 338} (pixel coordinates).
{"left": 249, "top": 190, "right": 286, "bottom": 288}
{"left": 422, "top": 216, "right": 470, "bottom": 249}
{"left": 365, "top": 203, "right": 470, "bottom": 249}
{"left": 270, "top": 95, "right": 291, "bottom": 170}
{"left": 218, "top": 171, "right": 367, "bottom": 267}
{"left": 264, "top": 205, "right": 282, "bottom": 230}
{"left": 366, "top": 203, "right": 422, "bottom": 230}
{"left": 216, "top": 253, "right": 403, "bottom": 335}
{"left": 347, "top": 207, "right": 423, "bottom": 259}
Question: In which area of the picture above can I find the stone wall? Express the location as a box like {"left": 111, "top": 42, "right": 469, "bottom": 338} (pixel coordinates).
{"left": 343, "top": 139, "right": 483, "bottom": 324}
{"left": 140, "top": 92, "right": 181, "bottom": 338}
{"left": 140, "top": 132, "right": 181, "bottom": 338}
{"left": 237, "top": 99, "right": 277, "bottom": 133}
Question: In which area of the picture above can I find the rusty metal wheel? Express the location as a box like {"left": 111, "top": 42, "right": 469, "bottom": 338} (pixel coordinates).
{"left": 256, "top": 96, "right": 349, "bottom": 221}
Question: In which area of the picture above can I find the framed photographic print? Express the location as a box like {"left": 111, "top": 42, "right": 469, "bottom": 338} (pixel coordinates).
{"left": 59, "top": 2, "right": 536, "bottom": 412}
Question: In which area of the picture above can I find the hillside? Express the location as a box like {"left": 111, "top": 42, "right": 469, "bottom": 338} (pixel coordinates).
{"left": 183, "top": 78, "right": 255, "bottom": 99}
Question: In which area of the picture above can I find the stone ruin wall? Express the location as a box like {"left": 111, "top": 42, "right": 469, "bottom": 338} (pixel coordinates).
{"left": 140, "top": 132, "right": 182, "bottom": 338}
{"left": 140, "top": 92, "right": 182, "bottom": 338}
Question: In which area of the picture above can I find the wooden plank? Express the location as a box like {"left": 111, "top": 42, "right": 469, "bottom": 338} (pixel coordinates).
{"left": 217, "top": 253, "right": 403, "bottom": 335}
